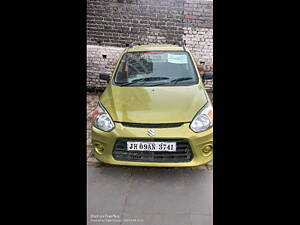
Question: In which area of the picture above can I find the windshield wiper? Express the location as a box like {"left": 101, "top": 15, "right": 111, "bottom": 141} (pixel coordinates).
{"left": 149, "top": 77, "right": 193, "bottom": 86}
{"left": 170, "top": 77, "right": 193, "bottom": 84}
{"left": 117, "top": 77, "right": 169, "bottom": 86}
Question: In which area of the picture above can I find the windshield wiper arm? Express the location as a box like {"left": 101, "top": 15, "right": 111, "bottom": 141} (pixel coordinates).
{"left": 117, "top": 77, "right": 169, "bottom": 86}
{"left": 148, "top": 77, "right": 194, "bottom": 86}
{"left": 170, "top": 77, "right": 193, "bottom": 84}
{"left": 117, "top": 78, "right": 145, "bottom": 86}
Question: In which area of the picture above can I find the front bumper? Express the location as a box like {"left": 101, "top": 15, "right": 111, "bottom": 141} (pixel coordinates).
{"left": 91, "top": 123, "right": 213, "bottom": 167}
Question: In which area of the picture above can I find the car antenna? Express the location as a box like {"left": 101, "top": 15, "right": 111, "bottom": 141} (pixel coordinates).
{"left": 183, "top": 40, "right": 187, "bottom": 51}
{"left": 173, "top": 41, "right": 186, "bottom": 51}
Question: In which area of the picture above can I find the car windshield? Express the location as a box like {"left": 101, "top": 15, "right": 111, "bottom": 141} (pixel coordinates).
{"left": 114, "top": 51, "right": 199, "bottom": 86}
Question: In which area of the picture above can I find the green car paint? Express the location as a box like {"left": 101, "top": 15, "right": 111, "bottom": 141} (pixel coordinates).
{"left": 91, "top": 44, "right": 213, "bottom": 167}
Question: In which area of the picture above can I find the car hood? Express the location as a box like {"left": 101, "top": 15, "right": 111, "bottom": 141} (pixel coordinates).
{"left": 100, "top": 85, "right": 208, "bottom": 123}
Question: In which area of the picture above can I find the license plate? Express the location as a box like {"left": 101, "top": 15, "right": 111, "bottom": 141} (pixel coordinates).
{"left": 127, "top": 141, "right": 176, "bottom": 152}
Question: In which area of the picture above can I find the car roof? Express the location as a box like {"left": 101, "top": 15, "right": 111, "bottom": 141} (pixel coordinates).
{"left": 126, "top": 44, "right": 184, "bottom": 52}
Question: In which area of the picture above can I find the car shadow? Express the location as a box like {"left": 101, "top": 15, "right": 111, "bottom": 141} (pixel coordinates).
{"left": 89, "top": 161, "right": 212, "bottom": 177}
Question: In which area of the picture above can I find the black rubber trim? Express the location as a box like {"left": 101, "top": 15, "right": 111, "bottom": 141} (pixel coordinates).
{"left": 121, "top": 122, "right": 184, "bottom": 128}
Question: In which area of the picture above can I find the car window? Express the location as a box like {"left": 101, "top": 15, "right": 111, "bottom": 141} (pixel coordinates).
{"left": 113, "top": 51, "right": 199, "bottom": 86}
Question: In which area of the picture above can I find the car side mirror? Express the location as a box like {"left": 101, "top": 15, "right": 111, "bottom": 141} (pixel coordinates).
{"left": 99, "top": 72, "right": 111, "bottom": 82}
{"left": 203, "top": 72, "right": 213, "bottom": 80}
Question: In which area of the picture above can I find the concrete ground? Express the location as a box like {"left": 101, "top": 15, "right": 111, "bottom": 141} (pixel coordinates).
{"left": 88, "top": 164, "right": 212, "bottom": 225}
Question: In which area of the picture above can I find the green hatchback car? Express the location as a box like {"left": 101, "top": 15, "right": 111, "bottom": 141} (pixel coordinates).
{"left": 91, "top": 44, "right": 213, "bottom": 167}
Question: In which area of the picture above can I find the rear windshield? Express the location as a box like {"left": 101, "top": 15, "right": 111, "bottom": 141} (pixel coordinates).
{"left": 113, "top": 51, "right": 199, "bottom": 86}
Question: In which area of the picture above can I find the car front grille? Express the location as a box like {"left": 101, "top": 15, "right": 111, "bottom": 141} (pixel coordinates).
{"left": 112, "top": 138, "right": 193, "bottom": 163}
{"left": 121, "top": 122, "right": 184, "bottom": 128}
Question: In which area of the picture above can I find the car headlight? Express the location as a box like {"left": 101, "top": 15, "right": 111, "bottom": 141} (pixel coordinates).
{"left": 190, "top": 102, "right": 213, "bottom": 132}
{"left": 91, "top": 102, "right": 115, "bottom": 132}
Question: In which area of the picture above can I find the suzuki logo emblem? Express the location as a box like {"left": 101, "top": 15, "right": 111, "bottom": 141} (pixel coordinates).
{"left": 147, "top": 129, "right": 155, "bottom": 137}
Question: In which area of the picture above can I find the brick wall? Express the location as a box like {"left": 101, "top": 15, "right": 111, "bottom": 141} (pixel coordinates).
{"left": 87, "top": 45, "right": 124, "bottom": 89}
{"left": 87, "top": 0, "right": 213, "bottom": 89}
{"left": 183, "top": 27, "right": 213, "bottom": 68}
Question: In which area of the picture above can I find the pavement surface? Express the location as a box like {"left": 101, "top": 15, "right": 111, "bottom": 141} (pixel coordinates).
{"left": 87, "top": 165, "right": 213, "bottom": 225}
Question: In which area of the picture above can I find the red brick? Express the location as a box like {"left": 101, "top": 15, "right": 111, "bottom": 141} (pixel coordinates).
{"left": 185, "top": 15, "right": 196, "bottom": 19}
